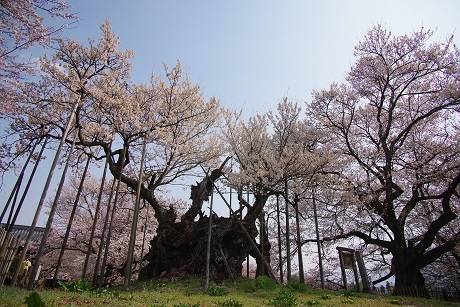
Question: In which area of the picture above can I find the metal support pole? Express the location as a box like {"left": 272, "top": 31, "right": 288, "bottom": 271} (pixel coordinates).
{"left": 81, "top": 156, "right": 109, "bottom": 279}
{"left": 12, "top": 102, "right": 79, "bottom": 287}
{"left": 124, "top": 138, "right": 147, "bottom": 287}
{"left": 312, "top": 189, "right": 324, "bottom": 289}
{"left": 27, "top": 131, "right": 78, "bottom": 289}
{"left": 53, "top": 155, "right": 91, "bottom": 284}
{"left": 276, "top": 195, "right": 284, "bottom": 283}
{"left": 204, "top": 186, "right": 214, "bottom": 290}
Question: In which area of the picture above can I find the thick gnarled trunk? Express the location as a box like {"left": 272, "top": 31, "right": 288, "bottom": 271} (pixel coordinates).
{"left": 393, "top": 257, "right": 428, "bottom": 297}
{"left": 139, "top": 214, "right": 261, "bottom": 281}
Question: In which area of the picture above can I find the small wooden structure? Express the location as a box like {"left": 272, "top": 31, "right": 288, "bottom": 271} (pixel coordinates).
{"left": 0, "top": 225, "right": 45, "bottom": 286}
{"left": 337, "top": 246, "right": 371, "bottom": 292}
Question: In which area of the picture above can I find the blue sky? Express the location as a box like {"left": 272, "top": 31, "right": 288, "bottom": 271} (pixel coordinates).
{"left": 1, "top": 0, "right": 460, "bottom": 226}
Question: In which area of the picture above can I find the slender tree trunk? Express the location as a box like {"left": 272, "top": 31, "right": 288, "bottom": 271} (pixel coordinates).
{"left": 294, "top": 195, "right": 304, "bottom": 283}
{"left": 53, "top": 155, "right": 91, "bottom": 284}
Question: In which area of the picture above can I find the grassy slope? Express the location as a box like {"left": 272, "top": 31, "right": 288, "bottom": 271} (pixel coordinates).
{"left": 1, "top": 277, "right": 459, "bottom": 307}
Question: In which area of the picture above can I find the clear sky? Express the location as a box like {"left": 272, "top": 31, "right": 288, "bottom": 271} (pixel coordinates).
{"left": 1, "top": 0, "right": 460, "bottom": 226}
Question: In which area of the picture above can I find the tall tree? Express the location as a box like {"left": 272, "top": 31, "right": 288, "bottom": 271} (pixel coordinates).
{"left": 310, "top": 25, "right": 460, "bottom": 295}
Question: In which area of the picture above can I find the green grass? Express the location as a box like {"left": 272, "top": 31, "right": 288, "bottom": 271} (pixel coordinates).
{"left": 1, "top": 277, "right": 458, "bottom": 307}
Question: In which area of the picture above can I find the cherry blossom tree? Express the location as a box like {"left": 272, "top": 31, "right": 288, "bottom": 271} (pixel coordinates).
{"left": 1, "top": 22, "right": 229, "bottom": 280}
{"left": 309, "top": 25, "right": 460, "bottom": 296}
{"left": 223, "top": 98, "right": 331, "bottom": 278}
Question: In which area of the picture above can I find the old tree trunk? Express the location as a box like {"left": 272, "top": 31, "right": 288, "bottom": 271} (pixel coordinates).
{"left": 136, "top": 163, "right": 272, "bottom": 281}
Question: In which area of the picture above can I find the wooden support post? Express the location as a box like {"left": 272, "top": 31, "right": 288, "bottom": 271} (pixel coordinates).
{"left": 4, "top": 176, "right": 23, "bottom": 228}
{"left": 99, "top": 147, "right": 127, "bottom": 286}
{"left": 276, "top": 195, "right": 284, "bottom": 283}
{"left": 284, "top": 180, "right": 291, "bottom": 282}
{"left": 218, "top": 245, "right": 234, "bottom": 281}
{"left": 12, "top": 102, "right": 79, "bottom": 287}
{"left": 229, "top": 160, "right": 233, "bottom": 217}
{"left": 338, "top": 249, "right": 348, "bottom": 290}
{"left": 294, "top": 194, "right": 304, "bottom": 283}
{"left": 312, "top": 189, "right": 324, "bottom": 289}
{"left": 7, "top": 137, "right": 48, "bottom": 234}
{"left": 27, "top": 131, "right": 78, "bottom": 289}
{"left": 53, "top": 155, "right": 91, "bottom": 284}
{"left": 92, "top": 178, "right": 116, "bottom": 285}
{"left": 355, "top": 251, "right": 371, "bottom": 292}
{"left": 140, "top": 200, "right": 149, "bottom": 265}
{"left": 0, "top": 139, "right": 38, "bottom": 223}
{"left": 351, "top": 254, "right": 360, "bottom": 291}
{"left": 211, "top": 181, "right": 279, "bottom": 283}
{"left": 259, "top": 209, "right": 265, "bottom": 276}
{"left": 82, "top": 156, "right": 109, "bottom": 279}
{"left": 204, "top": 185, "right": 214, "bottom": 290}
{"left": 246, "top": 186, "right": 250, "bottom": 278}
{"left": 125, "top": 139, "right": 147, "bottom": 287}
